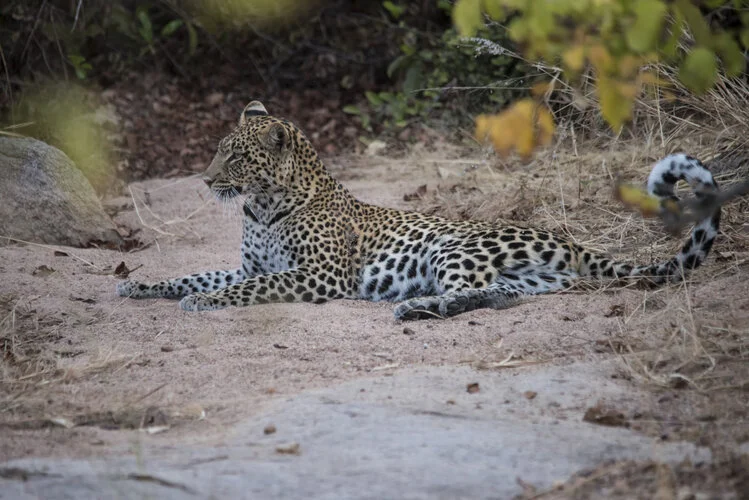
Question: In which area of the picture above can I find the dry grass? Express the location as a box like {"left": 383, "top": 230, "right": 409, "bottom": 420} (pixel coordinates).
{"left": 515, "top": 455, "right": 749, "bottom": 499}
{"left": 407, "top": 69, "right": 749, "bottom": 445}
{"left": 0, "top": 294, "right": 137, "bottom": 415}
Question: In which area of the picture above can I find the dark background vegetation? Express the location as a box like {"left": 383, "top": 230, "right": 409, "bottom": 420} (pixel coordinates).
{"left": 1, "top": 0, "right": 746, "bottom": 191}
{"left": 0, "top": 0, "right": 538, "bottom": 189}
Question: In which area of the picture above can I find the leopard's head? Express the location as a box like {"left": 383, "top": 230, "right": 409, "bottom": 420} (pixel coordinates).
{"left": 202, "top": 101, "right": 303, "bottom": 201}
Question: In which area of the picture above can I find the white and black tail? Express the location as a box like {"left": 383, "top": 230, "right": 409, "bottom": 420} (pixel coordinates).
{"left": 579, "top": 154, "right": 721, "bottom": 284}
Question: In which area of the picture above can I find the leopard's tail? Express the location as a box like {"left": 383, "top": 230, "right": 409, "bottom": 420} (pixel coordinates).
{"left": 578, "top": 154, "right": 720, "bottom": 284}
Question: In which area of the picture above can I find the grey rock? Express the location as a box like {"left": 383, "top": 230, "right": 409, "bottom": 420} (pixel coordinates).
{"left": 0, "top": 364, "right": 711, "bottom": 500}
{"left": 0, "top": 137, "right": 122, "bottom": 247}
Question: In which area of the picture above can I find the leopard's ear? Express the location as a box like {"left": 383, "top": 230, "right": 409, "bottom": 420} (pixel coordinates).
{"left": 264, "top": 122, "right": 289, "bottom": 152}
{"left": 239, "top": 101, "right": 268, "bottom": 126}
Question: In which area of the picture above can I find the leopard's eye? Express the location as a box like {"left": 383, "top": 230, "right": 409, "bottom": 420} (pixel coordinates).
{"left": 228, "top": 152, "right": 243, "bottom": 165}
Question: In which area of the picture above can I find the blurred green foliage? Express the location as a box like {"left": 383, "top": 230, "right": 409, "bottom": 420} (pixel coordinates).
{"left": 452, "top": 0, "right": 749, "bottom": 132}
{"left": 16, "top": 83, "right": 115, "bottom": 192}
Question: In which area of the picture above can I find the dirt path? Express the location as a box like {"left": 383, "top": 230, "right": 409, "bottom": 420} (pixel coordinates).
{"left": 1, "top": 151, "right": 747, "bottom": 498}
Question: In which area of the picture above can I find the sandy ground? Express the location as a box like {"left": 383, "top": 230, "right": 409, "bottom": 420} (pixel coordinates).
{"left": 1, "top": 150, "right": 748, "bottom": 498}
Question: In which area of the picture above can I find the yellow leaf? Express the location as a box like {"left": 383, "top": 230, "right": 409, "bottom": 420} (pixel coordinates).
{"left": 614, "top": 184, "right": 662, "bottom": 217}
{"left": 482, "top": 0, "right": 505, "bottom": 21}
{"left": 662, "top": 90, "right": 677, "bottom": 102}
{"left": 596, "top": 76, "right": 634, "bottom": 132}
{"left": 535, "top": 104, "right": 555, "bottom": 147}
{"left": 475, "top": 114, "right": 493, "bottom": 143}
{"left": 588, "top": 45, "right": 614, "bottom": 74}
{"left": 616, "top": 81, "right": 639, "bottom": 100}
{"left": 637, "top": 71, "right": 669, "bottom": 87}
{"left": 617, "top": 54, "right": 642, "bottom": 79}
{"left": 475, "top": 99, "right": 555, "bottom": 160}
{"left": 530, "top": 81, "right": 554, "bottom": 98}
{"left": 562, "top": 45, "right": 586, "bottom": 74}
{"left": 513, "top": 100, "right": 536, "bottom": 159}
{"left": 453, "top": 0, "right": 484, "bottom": 37}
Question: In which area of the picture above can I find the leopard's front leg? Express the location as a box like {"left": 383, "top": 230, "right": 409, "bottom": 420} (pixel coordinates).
{"left": 179, "top": 267, "right": 349, "bottom": 311}
{"left": 117, "top": 269, "right": 245, "bottom": 299}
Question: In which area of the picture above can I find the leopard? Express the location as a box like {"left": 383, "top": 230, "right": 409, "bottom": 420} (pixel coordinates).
{"left": 117, "top": 100, "right": 721, "bottom": 320}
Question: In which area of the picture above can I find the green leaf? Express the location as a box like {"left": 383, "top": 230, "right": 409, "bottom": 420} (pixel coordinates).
{"left": 713, "top": 33, "right": 745, "bottom": 77}
{"left": 402, "top": 65, "right": 424, "bottom": 95}
{"left": 741, "top": 29, "right": 749, "bottom": 50}
{"left": 136, "top": 7, "right": 153, "bottom": 44}
{"left": 68, "top": 54, "right": 85, "bottom": 65}
{"left": 453, "top": 0, "right": 483, "bottom": 37}
{"left": 365, "top": 91, "right": 383, "bottom": 106}
{"left": 674, "top": 0, "right": 711, "bottom": 46}
{"left": 626, "top": 0, "right": 667, "bottom": 53}
{"left": 679, "top": 47, "right": 717, "bottom": 94}
{"left": 342, "top": 105, "right": 361, "bottom": 115}
{"left": 661, "top": 12, "right": 683, "bottom": 60}
{"left": 186, "top": 22, "right": 198, "bottom": 56}
{"left": 378, "top": 92, "right": 395, "bottom": 103}
{"left": 382, "top": 1, "right": 405, "bottom": 19}
{"left": 161, "top": 19, "right": 183, "bottom": 38}
{"left": 386, "top": 55, "right": 409, "bottom": 79}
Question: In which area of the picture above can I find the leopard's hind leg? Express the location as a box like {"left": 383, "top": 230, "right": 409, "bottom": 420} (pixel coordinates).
{"left": 393, "top": 270, "right": 577, "bottom": 320}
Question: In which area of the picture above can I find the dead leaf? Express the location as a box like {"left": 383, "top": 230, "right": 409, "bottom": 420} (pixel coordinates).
{"left": 275, "top": 442, "right": 300, "bottom": 455}
{"left": 604, "top": 304, "right": 625, "bottom": 318}
{"left": 273, "top": 343, "right": 289, "bottom": 349}
{"left": 54, "top": 251, "right": 69, "bottom": 257}
{"left": 114, "top": 261, "right": 131, "bottom": 278}
{"left": 70, "top": 296, "right": 97, "bottom": 304}
{"left": 524, "top": 391, "right": 537, "bottom": 400}
{"left": 32, "top": 265, "right": 55, "bottom": 277}
{"left": 583, "top": 402, "right": 629, "bottom": 428}
{"left": 403, "top": 184, "right": 427, "bottom": 201}
{"left": 466, "top": 382, "right": 480, "bottom": 394}
{"left": 264, "top": 424, "right": 277, "bottom": 435}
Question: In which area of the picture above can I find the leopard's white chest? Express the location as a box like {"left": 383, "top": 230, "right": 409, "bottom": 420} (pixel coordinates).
{"left": 240, "top": 218, "right": 296, "bottom": 276}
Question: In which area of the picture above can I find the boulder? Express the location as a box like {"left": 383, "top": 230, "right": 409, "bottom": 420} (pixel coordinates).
{"left": 0, "top": 136, "right": 123, "bottom": 248}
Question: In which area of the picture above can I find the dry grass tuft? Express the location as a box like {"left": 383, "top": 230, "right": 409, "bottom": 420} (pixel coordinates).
{"left": 0, "top": 294, "right": 138, "bottom": 415}
{"left": 619, "top": 285, "right": 749, "bottom": 393}
{"left": 0, "top": 295, "right": 63, "bottom": 398}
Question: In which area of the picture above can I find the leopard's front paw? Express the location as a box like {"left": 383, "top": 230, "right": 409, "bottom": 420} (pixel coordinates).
{"left": 117, "top": 280, "right": 146, "bottom": 298}
{"left": 179, "top": 293, "right": 224, "bottom": 312}
{"left": 394, "top": 292, "right": 469, "bottom": 320}
{"left": 394, "top": 297, "right": 445, "bottom": 321}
